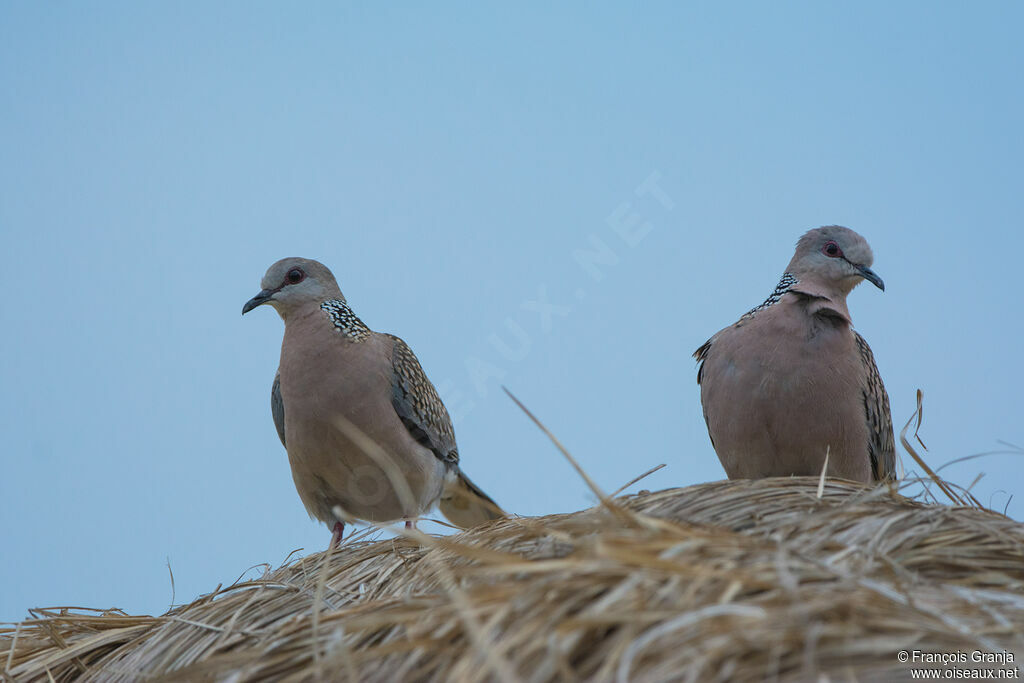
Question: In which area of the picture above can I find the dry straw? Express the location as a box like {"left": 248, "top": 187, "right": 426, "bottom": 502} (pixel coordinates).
{"left": 3, "top": 477, "right": 1023, "bottom": 682}
{"left": 3, "top": 392, "right": 1022, "bottom": 681}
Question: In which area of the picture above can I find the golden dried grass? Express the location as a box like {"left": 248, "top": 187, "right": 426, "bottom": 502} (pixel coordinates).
{"left": 3, "top": 477, "right": 1023, "bottom": 682}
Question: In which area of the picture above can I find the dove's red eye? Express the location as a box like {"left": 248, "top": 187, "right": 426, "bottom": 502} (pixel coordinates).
{"left": 822, "top": 241, "right": 843, "bottom": 258}
{"left": 286, "top": 268, "right": 305, "bottom": 284}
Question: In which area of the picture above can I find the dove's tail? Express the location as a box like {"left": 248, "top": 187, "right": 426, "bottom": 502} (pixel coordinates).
{"left": 439, "top": 469, "right": 505, "bottom": 529}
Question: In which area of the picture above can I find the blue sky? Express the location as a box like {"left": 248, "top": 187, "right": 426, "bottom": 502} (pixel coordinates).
{"left": 2, "top": 2, "right": 1022, "bottom": 623}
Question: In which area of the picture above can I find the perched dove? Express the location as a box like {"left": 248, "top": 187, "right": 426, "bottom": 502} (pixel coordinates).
{"left": 694, "top": 226, "right": 895, "bottom": 483}
{"left": 243, "top": 257, "right": 503, "bottom": 543}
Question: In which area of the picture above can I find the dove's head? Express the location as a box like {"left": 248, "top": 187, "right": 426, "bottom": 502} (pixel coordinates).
{"left": 242, "top": 257, "right": 344, "bottom": 319}
{"left": 786, "top": 226, "right": 884, "bottom": 296}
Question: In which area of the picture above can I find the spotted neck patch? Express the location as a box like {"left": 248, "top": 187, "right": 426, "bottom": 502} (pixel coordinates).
{"left": 320, "top": 299, "right": 371, "bottom": 342}
{"left": 738, "top": 272, "right": 799, "bottom": 322}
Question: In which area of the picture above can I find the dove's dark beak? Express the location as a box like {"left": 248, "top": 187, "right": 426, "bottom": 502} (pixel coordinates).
{"left": 242, "top": 289, "right": 276, "bottom": 315}
{"left": 856, "top": 264, "right": 885, "bottom": 291}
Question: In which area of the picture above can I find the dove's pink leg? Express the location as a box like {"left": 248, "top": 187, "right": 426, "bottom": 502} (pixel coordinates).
{"left": 329, "top": 521, "right": 345, "bottom": 548}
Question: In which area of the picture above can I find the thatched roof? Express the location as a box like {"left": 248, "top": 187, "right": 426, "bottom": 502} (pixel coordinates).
{"left": 3, "top": 478, "right": 1023, "bottom": 682}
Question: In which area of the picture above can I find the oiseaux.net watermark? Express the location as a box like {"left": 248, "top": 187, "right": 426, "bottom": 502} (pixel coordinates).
{"left": 438, "top": 170, "right": 674, "bottom": 424}
{"left": 900, "top": 649, "right": 1019, "bottom": 679}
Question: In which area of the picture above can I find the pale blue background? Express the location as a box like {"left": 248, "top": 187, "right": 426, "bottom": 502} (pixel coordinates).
{"left": 2, "top": 3, "right": 1021, "bottom": 623}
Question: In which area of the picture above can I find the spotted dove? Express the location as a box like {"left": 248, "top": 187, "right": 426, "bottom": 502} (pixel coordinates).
{"left": 243, "top": 257, "right": 503, "bottom": 543}
{"left": 694, "top": 226, "right": 895, "bottom": 483}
